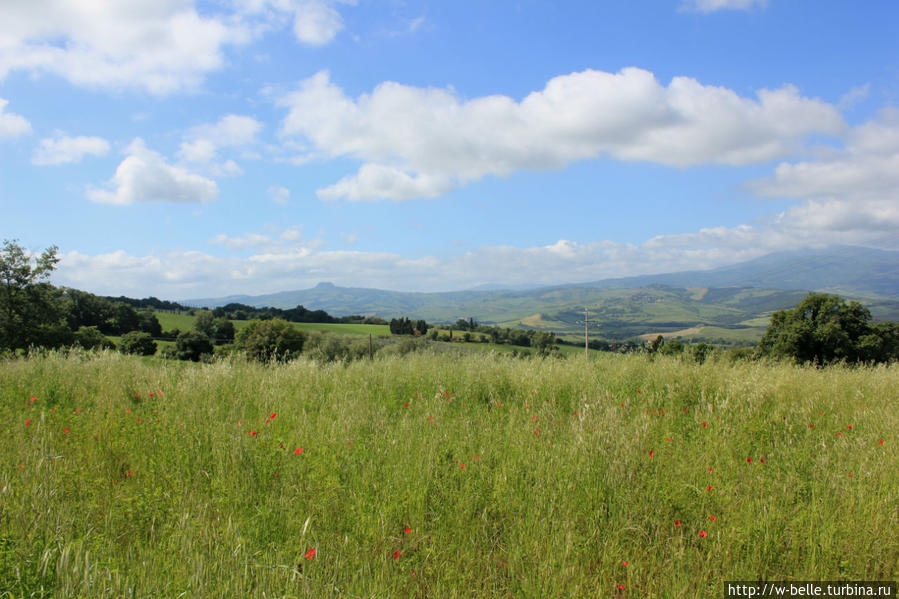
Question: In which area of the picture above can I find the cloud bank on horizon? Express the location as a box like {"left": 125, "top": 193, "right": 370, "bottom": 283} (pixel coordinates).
{"left": 1, "top": 0, "right": 896, "bottom": 298}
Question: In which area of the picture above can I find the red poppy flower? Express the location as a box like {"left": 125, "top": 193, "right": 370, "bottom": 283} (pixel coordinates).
{"left": 701, "top": 422, "right": 707, "bottom": 428}
{"left": 404, "top": 402, "right": 409, "bottom": 407}
{"left": 126, "top": 409, "right": 131, "bottom": 413}
{"left": 620, "top": 403, "right": 625, "bottom": 407}
{"left": 617, "top": 584, "right": 626, "bottom": 590}
{"left": 295, "top": 447, "right": 303, "bottom": 454}
{"left": 64, "top": 428, "right": 69, "bottom": 434}
{"left": 532, "top": 416, "right": 538, "bottom": 422}
{"left": 305, "top": 548, "right": 316, "bottom": 560}
{"left": 270, "top": 413, "right": 277, "bottom": 419}
{"left": 404, "top": 526, "right": 411, "bottom": 534}
{"left": 534, "top": 429, "right": 540, "bottom": 436}
{"left": 846, "top": 425, "right": 852, "bottom": 430}
{"left": 459, "top": 463, "right": 466, "bottom": 469}
{"left": 29, "top": 397, "right": 37, "bottom": 402}
{"left": 134, "top": 394, "right": 140, "bottom": 398}
{"left": 708, "top": 516, "right": 716, "bottom": 521}
{"left": 879, "top": 440, "right": 885, "bottom": 445}
{"left": 24, "top": 420, "right": 31, "bottom": 426}
{"left": 699, "top": 531, "right": 708, "bottom": 538}
{"left": 126, "top": 470, "right": 133, "bottom": 477}
{"left": 148, "top": 393, "right": 155, "bottom": 397}
{"left": 706, "top": 485, "right": 713, "bottom": 491}
{"left": 674, "top": 520, "right": 681, "bottom": 527}
{"left": 427, "top": 416, "right": 434, "bottom": 422}
{"left": 665, "top": 437, "right": 671, "bottom": 442}
{"left": 746, "top": 457, "right": 752, "bottom": 463}
{"left": 808, "top": 424, "right": 814, "bottom": 428}
{"left": 836, "top": 433, "right": 843, "bottom": 437}
{"left": 249, "top": 431, "right": 257, "bottom": 436}
{"left": 622, "top": 561, "right": 628, "bottom": 566}
{"left": 393, "top": 550, "right": 402, "bottom": 560}
{"left": 649, "top": 450, "right": 654, "bottom": 458}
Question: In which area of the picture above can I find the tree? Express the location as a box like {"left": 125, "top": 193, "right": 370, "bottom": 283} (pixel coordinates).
{"left": 0, "top": 240, "right": 70, "bottom": 350}
{"left": 194, "top": 310, "right": 216, "bottom": 337}
{"left": 175, "top": 330, "right": 213, "bottom": 361}
{"left": 119, "top": 331, "right": 157, "bottom": 356}
{"left": 138, "top": 310, "right": 162, "bottom": 337}
{"left": 74, "top": 326, "right": 116, "bottom": 350}
{"left": 212, "top": 318, "right": 235, "bottom": 344}
{"left": 758, "top": 293, "right": 891, "bottom": 364}
{"left": 235, "top": 318, "right": 306, "bottom": 361}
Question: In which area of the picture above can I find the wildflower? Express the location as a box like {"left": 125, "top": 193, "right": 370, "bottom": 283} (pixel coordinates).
{"left": 836, "top": 433, "right": 843, "bottom": 437}
{"left": 134, "top": 394, "right": 140, "bottom": 398}
{"left": 249, "top": 431, "right": 257, "bottom": 436}
{"left": 64, "top": 429, "right": 69, "bottom": 434}
{"left": 270, "top": 413, "right": 277, "bottom": 420}
{"left": 126, "top": 470, "right": 133, "bottom": 478}
{"left": 708, "top": 516, "right": 717, "bottom": 521}
{"left": 459, "top": 463, "right": 466, "bottom": 469}
{"left": 534, "top": 429, "right": 540, "bottom": 436}
{"left": 25, "top": 420, "right": 31, "bottom": 426}
{"left": 404, "top": 526, "right": 411, "bottom": 534}
{"left": 532, "top": 416, "right": 538, "bottom": 422}
{"left": 126, "top": 409, "right": 131, "bottom": 413}
{"left": 649, "top": 451, "right": 654, "bottom": 458}
{"left": 707, "top": 485, "right": 713, "bottom": 491}
{"left": 305, "top": 548, "right": 316, "bottom": 560}
{"left": 622, "top": 561, "right": 628, "bottom": 566}
{"left": 427, "top": 416, "right": 434, "bottom": 423}
{"left": 699, "top": 531, "right": 708, "bottom": 538}
{"left": 809, "top": 424, "right": 814, "bottom": 428}
{"left": 29, "top": 397, "right": 37, "bottom": 402}
{"left": 393, "top": 550, "right": 402, "bottom": 560}
{"left": 295, "top": 447, "right": 303, "bottom": 455}
{"left": 746, "top": 457, "right": 752, "bottom": 463}
{"left": 879, "top": 440, "right": 885, "bottom": 445}
{"left": 665, "top": 437, "right": 671, "bottom": 442}
{"left": 702, "top": 422, "right": 707, "bottom": 428}
{"left": 618, "top": 584, "right": 626, "bottom": 590}
{"left": 674, "top": 520, "right": 681, "bottom": 527}
{"left": 846, "top": 425, "right": 853, "bottom": 430}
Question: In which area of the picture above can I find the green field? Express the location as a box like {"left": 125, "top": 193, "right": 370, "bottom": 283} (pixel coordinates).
{"left": 2, "top": 351, "right": 896, "bottom": 597}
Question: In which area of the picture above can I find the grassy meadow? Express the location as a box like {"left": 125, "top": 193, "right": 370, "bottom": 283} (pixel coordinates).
{"left": 1, "top": 350, "right": 896, "bottom": 598}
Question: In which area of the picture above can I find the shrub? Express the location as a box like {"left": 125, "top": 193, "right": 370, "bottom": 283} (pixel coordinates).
{"left": 119, "top": 331, "right": 157, "bottom": 356}
{"left": 175, "top": 330, "right": 214, "bottom": 362}
{"left": 234, "top": 318, "right": 306, "bottom": 362}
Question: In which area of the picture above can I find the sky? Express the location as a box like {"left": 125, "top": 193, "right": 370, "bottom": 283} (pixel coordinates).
{"left": 1, "top": 0, "right": 898, "bottom": 300}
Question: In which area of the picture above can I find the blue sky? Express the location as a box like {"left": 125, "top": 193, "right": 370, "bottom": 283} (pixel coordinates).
{"left": 1, "top": 0, "right": 897, "bottom": 299}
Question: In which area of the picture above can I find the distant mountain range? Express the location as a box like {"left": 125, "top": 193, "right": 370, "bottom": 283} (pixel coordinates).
{"left": 185, "top": 245, "right": 899, "bottom": 342}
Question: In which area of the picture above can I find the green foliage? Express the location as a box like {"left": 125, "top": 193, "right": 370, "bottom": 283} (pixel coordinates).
{"left": 759, "top": 293, "right": 897, "bottom": 364}
{"left": 0, "top": 239, "right": 69, "bottom": 350}
{"left": 74, "top": 325, "right": 116, "bottom": 350}
{"left": 234, "top": 318, "right": 306, "bottom": 361}
{"left": 175, "top": 330, "right": 213, "bottom": 361}
{"left": 119, "top": 331, "right": 157, "bottom": 356}
{"left": 658, "top": 339, "right": 685, "bottom": 356}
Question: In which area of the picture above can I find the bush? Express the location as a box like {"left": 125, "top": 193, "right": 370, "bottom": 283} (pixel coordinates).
{"left": 234, "top": 318, "right": 306, "bottom": 362}
{"left": 175, "top": 330, "right": 214, "bottom": 362}
{"left": 119, "top": 331, "right": 157, "bottom": 356}
{"left": 74, "top": 326, "right": 115, "bottom": 350}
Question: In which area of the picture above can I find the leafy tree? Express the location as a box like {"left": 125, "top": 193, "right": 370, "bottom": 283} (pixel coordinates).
{"left": 74, "top": 326, "right": 116, "bottom": 350}
{"left": 119, "top": 331, "right": 157, "bottom": 356}
{"left": 758, "top": 293, "right": 891, "bottom": 364}
{"left": 658, "top": 339, "right": 685, "bottom": 356}
{"left": 691, "top": 342, "right": 713, "bottom": 364}
{"left": 111, "top": 303, "right": 141, "bottom": 334}
{"left": 194, "top": 310, "right": 216, "bottom": 337}
{"left": 235, "top": 318, "right": 306, "bottom": 361}
{"left": 175, "top": 330, "right": 213, "bottom": 361}
{"left": 138, "top": 310, "right": 162, "bottom": 337}
{"left": 0, "top": 240, "right": 70, "bottom": 350}
{"left": 212, "top": 318, "right": 235, "bottom": 344}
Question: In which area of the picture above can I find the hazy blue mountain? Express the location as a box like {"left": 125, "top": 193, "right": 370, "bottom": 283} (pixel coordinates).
{"left": 183, "top": 246, "right": 899, "bottom": 330}
{"left": 577, "top": 246, "right": 899, "bottom": 297}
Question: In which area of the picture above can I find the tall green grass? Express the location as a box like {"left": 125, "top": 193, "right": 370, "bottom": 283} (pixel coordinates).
{"left": 1, "top": 351, "right": 896, "bottom": 598}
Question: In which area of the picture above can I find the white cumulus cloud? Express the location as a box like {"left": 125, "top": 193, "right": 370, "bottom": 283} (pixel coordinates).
{"left": 0, "top": 0, "right": 248, "bottom": 94}
{"left": 234, "top": 0, "right": 354, "bottom": 46}
{"left": 32, "top": 134, "right": 110, "bottom": 165}
{"left": 0, "top": 98, "right": 31, "bottom": 139}
{"left": 178, "top": 114, "right": 262, "bottom": 176}
{"left": 278, "top": 68, "right": 844, "bottom": 201}
{"left": 88, "top": 138, "right": 218, "bottom": 205}
{"left": 749, "top": 108, "right": 899, "bottom": 242}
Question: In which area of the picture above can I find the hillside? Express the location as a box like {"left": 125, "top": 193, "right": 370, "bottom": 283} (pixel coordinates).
{"left": 184, "top": 246, "right": 899, "bottom": 343}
